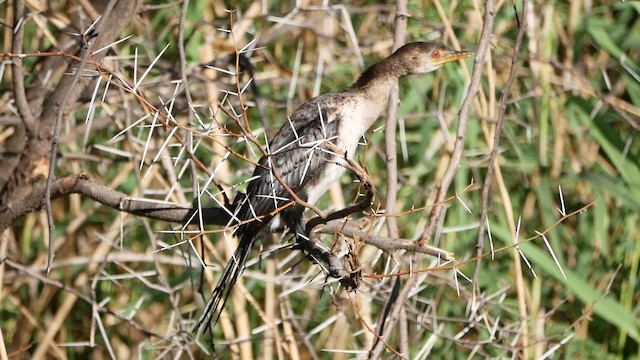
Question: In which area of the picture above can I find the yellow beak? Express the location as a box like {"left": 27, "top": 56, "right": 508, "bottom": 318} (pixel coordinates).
{"left": 435, "top": 50, "right": 475, "bottom": 66}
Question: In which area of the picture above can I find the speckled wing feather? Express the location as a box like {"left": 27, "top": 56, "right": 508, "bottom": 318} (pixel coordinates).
{"left": 234, "top": 96, "right": 343, "bottom": 236}
{"left": 196, "top": 95, "right": 343, "bottom": 333}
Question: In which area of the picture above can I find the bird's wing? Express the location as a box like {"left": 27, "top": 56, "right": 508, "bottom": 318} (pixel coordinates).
{"left": 194, "top": 99, "right": 344, "bottom": 334}
{"left": 236, "top": 98, "right": 343, "bottom": 228}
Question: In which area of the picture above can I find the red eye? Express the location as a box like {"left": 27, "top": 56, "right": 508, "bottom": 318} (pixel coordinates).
{"left": 432, "top": 50, "right": 440, "bottom": 58}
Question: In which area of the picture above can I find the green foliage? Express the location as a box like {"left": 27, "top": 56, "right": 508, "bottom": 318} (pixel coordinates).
{"left": 3, "top": 0, "right": 640, "bottom": 358}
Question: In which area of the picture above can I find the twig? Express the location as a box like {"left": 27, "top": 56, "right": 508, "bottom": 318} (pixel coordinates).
{"left": 44, "top": 0, "right": 120, "bottom": 274}
{"left": 383, "top": 0, "right": 409, "bottom": 241}
{"left": 305, "top": 143, "right": 376, "bottom": 232}
{"left": 473, "top": 0, "right": 529, "bottom": 345}
{"left": 2, "top": 258, "right": 165, "bottom": 341}
{"left": 177, "top": 0, "right": 194, "bottom": 110}
{"left": 318, "top": 222, "right": 454, "bottom": 260}
{"left": 370, "top": 1, "right": 408, "bottom": 355}
{"left": 366, "top": 201, "right": 595, "bottom": 279}
{"left": 214, "top": 100, "right": 328, "bottom": 219}
{"left": 302, "top": 147, "right": 377, "bottom": 289}
{"left": 347, "top": 291, "right": 406, "bottom": 359}
{"left": 1, "top": 49, "right": 215, "bottom": 180}
{"left": 370, "top": 1, "right": 496, "bottom": 357}
{"left": 419, "top": 7, "right": 493, "bottom": 243}
{"left": 10, "top": 0, "right": 36, "bottom": 135}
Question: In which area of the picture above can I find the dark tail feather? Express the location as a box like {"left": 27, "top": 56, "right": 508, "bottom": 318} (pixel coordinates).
{"left": 193, "top": 230, "right": 257, "bottom": 334}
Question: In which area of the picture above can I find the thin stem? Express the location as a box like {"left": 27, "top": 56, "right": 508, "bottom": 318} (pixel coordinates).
{"left": 45, "top": 0, "right": 119, "bottom": 274}
{"left": 11, "top": 0, "right": 36, "bottom": 135}
{"left": 370, "top": 1, "right": 496, "bottom": 358}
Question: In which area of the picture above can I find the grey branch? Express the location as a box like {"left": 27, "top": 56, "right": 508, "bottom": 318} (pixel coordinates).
{"left": 0, "top": 175, "right": 451, "bottom": 261}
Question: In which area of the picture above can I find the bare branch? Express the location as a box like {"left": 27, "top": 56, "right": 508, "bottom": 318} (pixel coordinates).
{"left": 10, "top": 0, "right": 36, "bottom": 135}
{"left": 0, "top": 175, "right": 192, "bottom": 231}
{"left": 473, "top": 0, "right": 530, "bottom": 327}
{"left": 370, "top": 1, "right": 497, "bottom": 357}
{"left": 383, "top": 0, "right": 409, "bottom": 242}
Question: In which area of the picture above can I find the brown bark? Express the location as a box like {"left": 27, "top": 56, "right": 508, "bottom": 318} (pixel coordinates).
{"left": 0, "top": 0, "right": 143, "bottom": 208}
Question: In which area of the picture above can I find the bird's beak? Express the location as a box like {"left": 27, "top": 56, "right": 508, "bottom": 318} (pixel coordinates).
{"left": 435, "top": 49, "right": 475, "bottom": 66}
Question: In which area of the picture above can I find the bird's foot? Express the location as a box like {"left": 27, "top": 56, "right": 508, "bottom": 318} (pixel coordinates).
{"left": 293, "top": 231, "right": 362, "bottom": 290}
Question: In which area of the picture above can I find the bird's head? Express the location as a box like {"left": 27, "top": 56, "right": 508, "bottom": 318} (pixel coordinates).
{"left": 392, "top": 42, "right": 474, "bottom": 75}
{"left": 351, "top": 41, "right": 474, "bottom": 90}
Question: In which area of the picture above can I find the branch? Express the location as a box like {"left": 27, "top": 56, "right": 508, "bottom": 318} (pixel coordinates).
{"left": 0, "top": 175, "right": 226, "bottom": 232}
{"left": 383, "top": 0, "right": 409, "bottom": 242}
{"left": 0, "top": 0, "right": 143, "bottom": 208}
{"left": 473, "top": 0, "right": 529, "bottom": 310}
{"left": 0, "top": 175, "right": 452, "bottom": 260}
{"left": 10, "top": 0, "right": 36, "bottom": 135}
{"left": 317, "top": 222, "right": 454, "bottom": 261}
{"left": 45, "top": 0, "right": 120, "bottom": 272}
{"left": 472, "top": 2, "right": 531, "bottom": 355}
{"left": 301, "top": 149, "right": 377, "bottom": 290}
{"left": 370, "top": 0, "right": 497, "bottom": 357}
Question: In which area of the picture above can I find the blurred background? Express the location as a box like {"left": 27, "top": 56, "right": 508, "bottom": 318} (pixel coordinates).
{"left": 1, "top": 0, "right": 639, "bottom": 358}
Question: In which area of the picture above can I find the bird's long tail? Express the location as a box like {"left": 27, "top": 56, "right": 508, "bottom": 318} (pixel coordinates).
{"left": 194, "top": 229, "right": 257, "bottom": 334}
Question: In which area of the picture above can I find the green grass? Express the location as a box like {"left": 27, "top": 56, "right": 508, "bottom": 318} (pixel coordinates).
{"left": 1, "top": 0, "right": 639, "bottom": 358}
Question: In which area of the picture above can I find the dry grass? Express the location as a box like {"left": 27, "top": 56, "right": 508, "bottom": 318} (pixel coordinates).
{"left": 1, "top": 0, "right": 639, "bottom": 359}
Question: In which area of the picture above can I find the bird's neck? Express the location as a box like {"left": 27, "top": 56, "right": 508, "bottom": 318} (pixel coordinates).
{"left": 343, "top": 57, "right": 406, "bottom": 128}
{"left": 350, "top": 53, "right": 409, "bottom": 92}
{"left": 347, "top": 53, "right": 411, "bottom": 117}
{"left": 327, "top": 69, "right": 398, "bottom": 157}
{"left": 330, "top": 55, "right": 410, "bottom": 156}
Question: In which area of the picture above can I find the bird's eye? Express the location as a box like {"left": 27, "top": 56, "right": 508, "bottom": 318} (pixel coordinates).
{"left": 432, "top": 50, "right": 440, "bottom": 58}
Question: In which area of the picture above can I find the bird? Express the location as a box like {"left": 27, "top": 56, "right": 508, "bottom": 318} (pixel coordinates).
{"left": 194, "top": 41, "right": 474, "bottom": 334}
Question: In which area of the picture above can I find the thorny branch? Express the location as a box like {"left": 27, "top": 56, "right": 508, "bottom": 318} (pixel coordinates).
{"left": 372, "top": 0, "right": 408, "bottom": 354}
{"left": 45, "top": 0, "right": 120, "bottom": 273}
{"left": 302, "top": 143, "right": 378, "bottom": 289}
{"left": 3, "top": 6, "right": 465, "bottom": 354}
{"left": 473, "top": 0, "right": 530, "bottom": 354}
{"left": 2, "top": 258, "right": 165, "bottom": 340}
{"left": 11, "top": 0, "right": 36, "bottom": 135}
{"left": 370, "top": 0, "right": 497, "bottom": 358}
{"left": 0, "top": 175, "right": 451, "bottom": 260}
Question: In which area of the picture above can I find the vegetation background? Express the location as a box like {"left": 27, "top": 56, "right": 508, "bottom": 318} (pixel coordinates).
{"left": 1, "top": 0, "right": 639, "bottom": 359}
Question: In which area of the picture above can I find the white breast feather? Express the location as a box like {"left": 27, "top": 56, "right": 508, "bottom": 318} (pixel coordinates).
{"left": 305, "top": 97, "right": 385, "bottom": 206}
